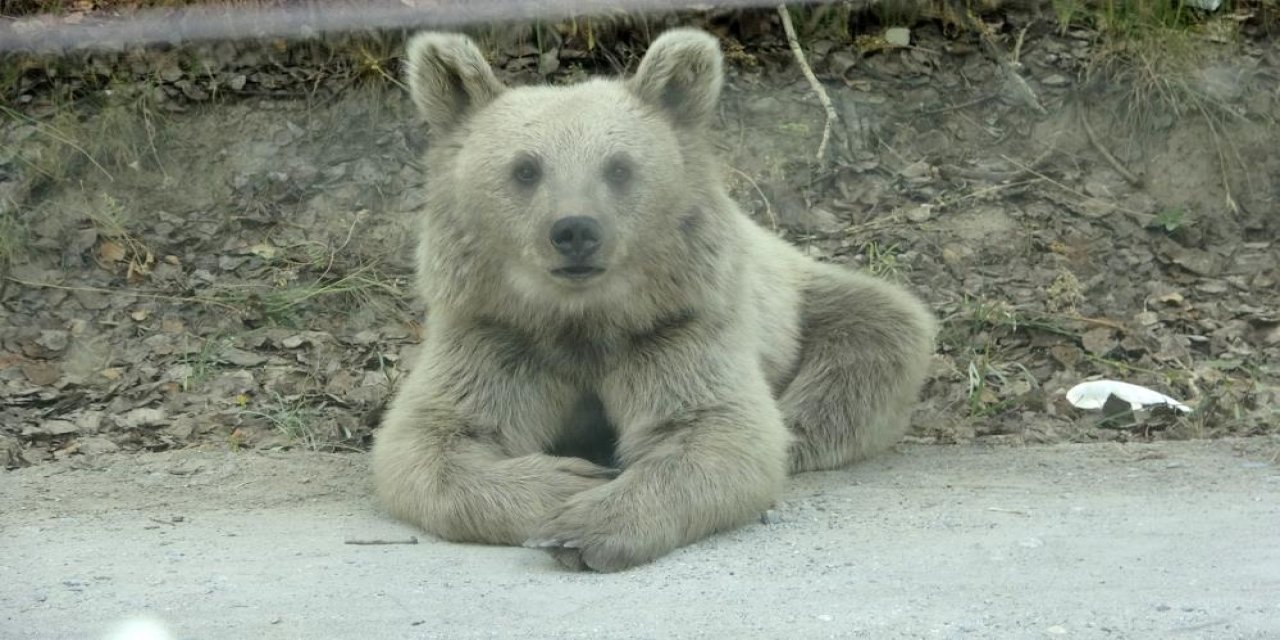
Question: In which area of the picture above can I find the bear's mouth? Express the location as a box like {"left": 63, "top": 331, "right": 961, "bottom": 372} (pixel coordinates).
{"left": 551, "top": 265, "right": 605, "bottom": 281}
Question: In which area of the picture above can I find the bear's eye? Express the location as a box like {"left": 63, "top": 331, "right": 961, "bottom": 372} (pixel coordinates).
{"left": 511, "top": 156, "right": 542, "bottom": 186}
{"left": 604, "top": 156, "right": 633, "bottom": 189}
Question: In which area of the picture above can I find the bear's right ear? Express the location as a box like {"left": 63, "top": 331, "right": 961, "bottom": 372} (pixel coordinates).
{"left": 403, "top": 32, "right": 505, "bottom": 134}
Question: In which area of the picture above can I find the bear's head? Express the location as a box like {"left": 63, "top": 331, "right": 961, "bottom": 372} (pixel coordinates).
{"left": 403, "top": 28, "right": 732, "bottom": 322}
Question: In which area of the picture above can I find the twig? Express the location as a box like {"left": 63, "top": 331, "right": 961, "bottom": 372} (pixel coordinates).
{"left": 1069, "top": 315, "right": 1128, "bottom": 331}
{"left": 913, "top": 93, "right": 997, "bottom": 118}
{"left": 776, "top": 4, "right": 840, "bottom": 165}
{"left": 731, "top": 167, "right": 778, "bottom": 231}
{"left": 938, "top": 142, "right": 1058, "bottom": 182}
{"left": 344, "top": 536, "right": 419, "bottom": 545}
{"left": 1080, "top": 108, "right": 1143, "bottom": 187}
{"left": 1191, "top": 100, "right": 1239, "bottom": 213}
{"left": 4, "top": 277, "right": 245, "bottom": 313}
{"left": 1012, "top": 22, "right": 1033, "bottom": 64}
{"left": 999, "top": 154, "right": 1149, "bottom": 220}
{"left": 987, "top": 507, "right": 1030, "bottom": 516}
{"left": 965, "top": 11, "right": 1046, "bottom": 115}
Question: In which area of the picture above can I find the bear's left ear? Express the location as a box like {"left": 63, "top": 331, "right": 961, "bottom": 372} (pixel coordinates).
{"left": 628, "top": 28, "right": 724, "bottom": 129}
{"left": 403, "top": 31, "right": 506, "bottom": 134}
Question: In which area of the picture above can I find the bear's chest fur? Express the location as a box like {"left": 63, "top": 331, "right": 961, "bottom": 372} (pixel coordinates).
{"left": 471, "top": 307, "right": 703, "bottom": 381}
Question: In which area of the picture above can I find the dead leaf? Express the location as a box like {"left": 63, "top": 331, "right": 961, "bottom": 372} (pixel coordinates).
{"left": 1081, "top": 327, "right": 1117, "bottom": 356}
{"left": 99, "top": 241, "right": 126, "bottom": 264}
{"left": 1134, "top": 311, "right": 1160, "bottom": 326}
{"left": 1161, "top": 243, "right": 1220, "bottom": 276}
{"left": 161, "top": 317, "right": 186, "bottom": 334}
{"left": 246, "top": 242, "right": 278, "bottom": 260}
{"left": 21, "top": 361, "right": 61, "bottom": 386}
{"left": 1049, "top": 344, "right": 1082, "bottom": 368}
{"left": 221, "top": 347, "right": 267, "bottom": 367}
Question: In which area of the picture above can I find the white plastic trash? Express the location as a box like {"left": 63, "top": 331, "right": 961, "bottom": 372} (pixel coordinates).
{"left": 1066, "top": 379, "right": 1192, "bottom": 414}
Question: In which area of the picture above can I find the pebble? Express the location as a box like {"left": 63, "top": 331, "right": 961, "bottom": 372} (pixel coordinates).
{"left": 885, "top": 27, "right": 911, "bottom": 47}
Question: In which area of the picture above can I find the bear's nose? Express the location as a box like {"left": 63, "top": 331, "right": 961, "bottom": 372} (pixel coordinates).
{"left": 549, "top": 216, "right": 602, "bottom": 260}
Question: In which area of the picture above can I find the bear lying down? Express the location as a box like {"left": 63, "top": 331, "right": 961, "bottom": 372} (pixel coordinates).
{"left": 371, "top": 27, "right": 938, "bottom": 572}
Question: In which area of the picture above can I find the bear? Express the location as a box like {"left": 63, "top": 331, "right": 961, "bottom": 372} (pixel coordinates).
{"left": 371, "top": 27, "right": 938, "bottom": 572}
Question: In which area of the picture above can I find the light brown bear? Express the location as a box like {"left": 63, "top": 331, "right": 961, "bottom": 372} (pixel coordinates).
{"left": 372, "top": 27, "right": 937, "bottom": 572}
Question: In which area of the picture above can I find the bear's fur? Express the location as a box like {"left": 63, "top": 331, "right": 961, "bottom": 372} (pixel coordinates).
{"left": 371, "top": 27, "right": 938, "bottom": 572}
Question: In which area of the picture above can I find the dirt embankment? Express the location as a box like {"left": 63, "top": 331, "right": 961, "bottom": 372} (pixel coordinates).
{"left": 1, "top": 6, "right": 1278, "bottom": 467}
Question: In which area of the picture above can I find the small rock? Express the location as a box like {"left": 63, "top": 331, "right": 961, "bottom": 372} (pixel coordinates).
{"left": 1265, "top": 325, "right": 1280, "bottom": 346}
{"left": 175, "top": 80, "right": 209, "bottom": 101}
{"left": 2, "top": 435, "right": 29, "bottom": 469}
{"left": 74, "top": 411, "right": 104, "bottom": 434}
{"left": 827, "top": 51, "right": 858, "bottom": 77}
{"left": 158, "top": 63, "right": 183, "bottom": 83}
{"left": 1019, "top": 537, "right": 1045, "bottom": 549}
{"left": 941, "top": 243, "right": 975, "bottom": 266}
{"left": 905, "top": 205, "right": 934, "bottom": 223}
{"left": 119, "top": 407, "right": 167, "bottom": 429}
{"left": 1046, "top": 625, "right": 1068, "bottom": 635}
{"left": 73, "top": 290, "right": 112, "bottom": 311}
{"left": 745, "top": 96, "right": 781, "bottom": 115}
{"left": 780, "top": 205, "right": 841, "bottom": 234}
{"left": 164, "top": 418, "right": 197, "bottom": 441}
{"left": 1083, "top": 180, "right": 1113, "bottom": 198}
{"left": 36, "top": 330, "right": 69, "bottom": 353}
{"left": 899, "top": 161, "right": 932, "bottom": 181}
{"left": 760, "top": 509, "right": 783, "bottom": 525}
{"left": 347, "top": 330, "right": 380, "bottom": 346}
{"left": 538, "top": 51, "right": 559, "bottom": 75}
{"left": 1195, "top": 280, "right": 1228, "bottom": 294}
{"left": 218, "top": 255, "right": 249, "bottom": 271}
{"left": 77, "top": 436, "right": 120, "bottom": 455}
{"left": 884, "top": 27, "right": 910, "bottom": 47}
{"left": 1042, "top": 74, "right": 1071, "bottom": 87}
{"left": 168, "top": 461, "right": 204, "bottom": 476}
{"left": 42, "top": 420, "right": 80, "bottom": 436}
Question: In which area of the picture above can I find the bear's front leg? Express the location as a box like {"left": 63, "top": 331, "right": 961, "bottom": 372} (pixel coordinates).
{"left": 372, "top": 332, "right": 617, "bottom": 546}
{"left": 527, "top": 342, "right": 790, "bottom": 572}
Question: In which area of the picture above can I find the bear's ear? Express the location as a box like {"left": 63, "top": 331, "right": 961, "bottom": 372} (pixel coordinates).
{"left": 403, "top": 32, "right": 506, "bottom": 134}
{"left": 628, "top": 28, "right": 724, "bottom": 129}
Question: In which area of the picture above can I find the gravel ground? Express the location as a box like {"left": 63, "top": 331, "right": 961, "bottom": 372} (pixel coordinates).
{"left": 3, "top": 439, "right": 1278, "bottom": 639}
